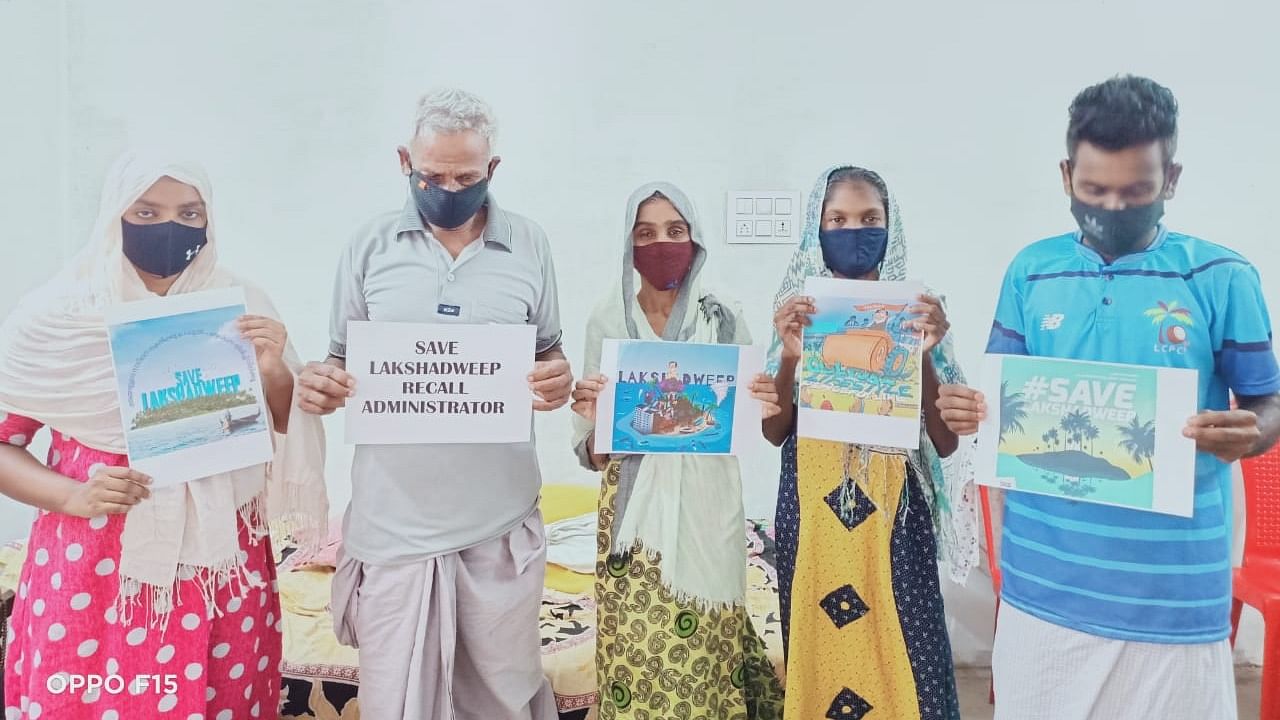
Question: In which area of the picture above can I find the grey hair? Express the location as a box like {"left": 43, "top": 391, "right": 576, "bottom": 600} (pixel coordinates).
{"left": 411, "top": 88, "right": 498, "bottom": 150}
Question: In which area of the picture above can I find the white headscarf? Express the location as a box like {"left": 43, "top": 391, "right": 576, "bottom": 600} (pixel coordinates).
{"left": 0, "top": 149, "right": 328, "bottom": 625}
{"left": 571, "top": 182, "right": 752, "bottom": 609}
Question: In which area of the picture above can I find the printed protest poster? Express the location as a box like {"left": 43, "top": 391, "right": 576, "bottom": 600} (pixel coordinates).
{"left": 345, "top": 321, "right": 536, "bottom": 444}
{"left": 594, "top": 339, "right": 764, "bottom": 455}
{"left": 105, "top": 287, "right": 273, "bottom": 487}
{"left": 976, "top": 354, "right": 1198, "bottom": 516}
{"left": 797, "top": 277, "right": 925, "bottom": 449}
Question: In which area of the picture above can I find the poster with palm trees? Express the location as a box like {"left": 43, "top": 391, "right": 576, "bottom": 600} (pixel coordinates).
{"left": 975, "top": 354, "right": 1198, "bottom": 517}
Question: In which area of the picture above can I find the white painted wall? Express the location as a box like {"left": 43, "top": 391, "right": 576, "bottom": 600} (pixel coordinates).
{"left": 1, "top": 0, "right": 1277, "bottom": 666}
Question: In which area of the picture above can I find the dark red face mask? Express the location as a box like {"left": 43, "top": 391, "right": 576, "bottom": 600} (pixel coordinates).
{"left": 633, "top": 242, "right": 695, "bottom": 290}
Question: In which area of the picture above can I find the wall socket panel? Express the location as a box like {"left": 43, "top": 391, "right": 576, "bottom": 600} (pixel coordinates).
{"left": 726, "top": 190, "right": 802, "bottom": 244}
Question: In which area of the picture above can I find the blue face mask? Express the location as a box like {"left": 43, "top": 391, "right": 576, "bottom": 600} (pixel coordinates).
{"left": 818, "top": 227, "right": 889, "bottom": 278}
{"left": 409, "top": 170, "right": 489, "bottom": 230}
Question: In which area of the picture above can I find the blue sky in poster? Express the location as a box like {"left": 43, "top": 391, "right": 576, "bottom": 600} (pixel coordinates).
{"left": 808, "top": 297, "right": 914, "bottom": 338}
{"left": 108, "top": 304, "right": 257, "bottom": 413}
{"left": 614, "top": 341, "right": 738, "bottom": 383}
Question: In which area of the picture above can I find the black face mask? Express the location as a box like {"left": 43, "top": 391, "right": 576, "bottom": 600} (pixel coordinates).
{"left": 818, "top": 227, "right": 889, "bottom": 278}
{"left": 1070, "top": 196, "right": 1165, "bottom": 259}
{"left": 121, "top": 220, "right": 208, "bottom": 278}
{"left": 409, "top": 170, "right": 489, "bottom": 230}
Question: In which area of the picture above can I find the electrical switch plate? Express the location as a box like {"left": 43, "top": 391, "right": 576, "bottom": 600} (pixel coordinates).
{"left": 726, "top": 190, "right": 802, "bottom": 244}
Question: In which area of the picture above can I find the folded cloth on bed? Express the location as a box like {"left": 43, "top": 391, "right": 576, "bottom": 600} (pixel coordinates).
{"left": 545, "top": 512, "right": 597, "bottom": 574}
{"left": 279, "top": 516, "right": 345, "bottom": 571}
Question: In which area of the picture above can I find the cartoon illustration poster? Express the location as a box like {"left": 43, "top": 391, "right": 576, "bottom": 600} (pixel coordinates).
{"left": 594, "top": 339, "right": 764, "bottom": 455}
{"left": 797, "top": 277, "right": 924, "bottom": 449}
{"left": 976, "top": 354, "right": 1198, "bottom": 516}
{"left": 105, "top": 287, "right": 273, "bottom": 487}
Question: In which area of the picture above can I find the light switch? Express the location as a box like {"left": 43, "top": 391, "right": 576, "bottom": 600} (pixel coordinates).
{"left": 726, "top": 190, "right": 801, "bottom": 245}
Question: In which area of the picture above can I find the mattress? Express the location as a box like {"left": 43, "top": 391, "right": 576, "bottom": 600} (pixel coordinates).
{"left": 0, "top": 486, "right": 787, "bottom": 719}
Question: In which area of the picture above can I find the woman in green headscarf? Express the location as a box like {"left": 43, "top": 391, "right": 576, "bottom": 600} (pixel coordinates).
{"left": 762, "top": 166, "right": 979, "bottom": 720}
{"left": 570, "top": 182, "right": 785, "bottom": 719}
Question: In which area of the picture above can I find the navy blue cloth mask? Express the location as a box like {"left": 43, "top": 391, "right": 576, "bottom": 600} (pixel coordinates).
{"left": 410, "top": 171, "right": 489, "bottom": 230}
{"left": 121, "top": 219, "right": 208, "bottom": 278}
{"left": 818, "top": 227, "right": 889, "bottom": 278}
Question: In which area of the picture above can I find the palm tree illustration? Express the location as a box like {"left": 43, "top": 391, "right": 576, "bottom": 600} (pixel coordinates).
{"left": 1057, "top": 415, "right": 1073, "bottom": 450}
{"left": 1059, "top": 410, "right": 1090, "bottom": 451}
{"left": 998, "top": 381, "right": 1029, "bottom": 444}
{"left": 1117, "top": 417, "right": 1157, "bottom": 472}
{"left": 1143, "top": 301, "right": 1194, "bottom": 344}
{"left": 1083, "top": 422, "right": 1100, "bottom": 455}
{"left": 1046, "top": 428, "right": 1060, "bottom": 451}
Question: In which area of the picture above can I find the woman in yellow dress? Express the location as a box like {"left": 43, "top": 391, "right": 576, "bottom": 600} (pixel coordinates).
{"left": 762, "top": 166, "right": 979, "bottom": 720}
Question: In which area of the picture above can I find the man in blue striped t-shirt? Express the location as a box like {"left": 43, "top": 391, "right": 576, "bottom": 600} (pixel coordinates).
{"left": 939, "top": 76, "right": 1280, "bottom": 719}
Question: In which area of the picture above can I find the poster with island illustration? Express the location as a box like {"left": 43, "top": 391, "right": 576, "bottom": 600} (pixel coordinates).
{"left": 797, "top": 277, "right": 924, "bottom": 449}
{"left": 594, "top": 339, "right": 764, "bottom": 455}
{"left": 105, "top": 287, "right": 273, "bottom": 487}
{"left": 976, "top": 354, "right": 1198, "bottom": 517}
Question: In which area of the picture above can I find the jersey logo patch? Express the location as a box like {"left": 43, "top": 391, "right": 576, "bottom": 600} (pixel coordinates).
{"left": 1040, "top": 313, "right": 1065, "bottom": 331}
{"left": 1144, "top": 301, "right": 1193, "bottom": 353}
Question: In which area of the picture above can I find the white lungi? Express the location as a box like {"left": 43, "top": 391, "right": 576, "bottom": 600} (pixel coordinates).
{"left": 993, "top": 602, "right": 1237, "bottom": 720}
{"left": 331, "top": 508, "right": 558, "bottom": 720}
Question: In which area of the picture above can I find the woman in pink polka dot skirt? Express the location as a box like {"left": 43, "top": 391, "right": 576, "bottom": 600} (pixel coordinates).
{"left": 0, "top": 151, "right": 328, "bottom": 720}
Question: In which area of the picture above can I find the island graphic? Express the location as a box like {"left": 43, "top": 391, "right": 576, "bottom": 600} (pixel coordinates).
{"left": 994, "top": 357, "right": 1158, "bottom": 508}
{"left": 109, "top": 304, "right": 268, "bottom": 461}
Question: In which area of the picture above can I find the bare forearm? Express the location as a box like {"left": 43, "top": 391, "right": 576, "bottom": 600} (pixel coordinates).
{"left": 261, "top": 365, "right": 294, "bottom": 433}
{"left": 0, "top": 445, "right": 77, "bottom": 513}
{"left": 584, "top": 434, "right": 610, "bottom": 471}
{"left": 1240, "top": 393, "right": 1280, "bottom": 457}
{"left": 922, "top": 353, "right": 958, "bottom": 457}
{"left": 763, "top": 358, "right": 798, "bottom": 446}
{"left": 537, "top": 344, "right": 566, "bottom": 363}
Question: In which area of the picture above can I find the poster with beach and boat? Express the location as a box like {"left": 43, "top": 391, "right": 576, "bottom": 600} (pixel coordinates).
{"left": 976, "top": 354, "right": 1198, "bottom": 517}
{"left": 105, "top": 287, "right": 273, "bottom": 487}
{"left": 594, "top": 339, "right": 764, "bottom": 455}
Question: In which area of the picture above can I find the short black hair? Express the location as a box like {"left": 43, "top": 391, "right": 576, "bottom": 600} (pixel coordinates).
{"left": 1066, "top": 75, "right": 1179, "bottom": 163}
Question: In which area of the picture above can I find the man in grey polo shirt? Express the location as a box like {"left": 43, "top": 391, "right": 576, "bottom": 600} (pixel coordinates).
{"left": 297, "top": 88, "right": 569, "bottom": 720}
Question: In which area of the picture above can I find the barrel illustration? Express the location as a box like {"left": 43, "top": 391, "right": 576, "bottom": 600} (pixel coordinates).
{"left": 821, "top": 329, "right": 893, "bottom": 372}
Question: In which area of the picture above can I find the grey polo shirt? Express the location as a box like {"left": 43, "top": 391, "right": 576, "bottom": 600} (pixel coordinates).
{"left": 329, "top": 194, "right": 562, "bottom": 564}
